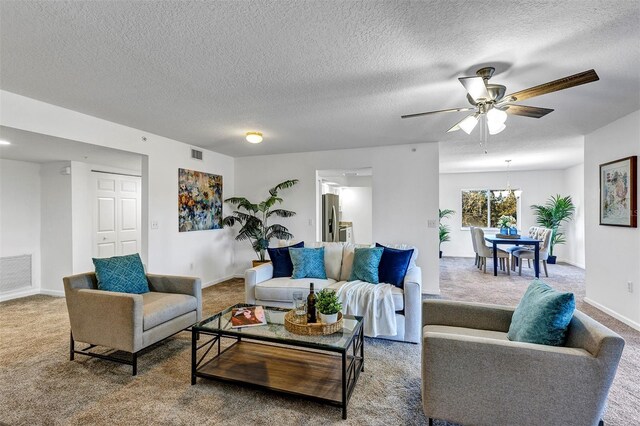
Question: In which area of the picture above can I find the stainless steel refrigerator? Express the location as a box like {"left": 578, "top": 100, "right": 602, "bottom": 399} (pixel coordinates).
{"left": 322, "top": 193, "right": 340, "bottom": 242}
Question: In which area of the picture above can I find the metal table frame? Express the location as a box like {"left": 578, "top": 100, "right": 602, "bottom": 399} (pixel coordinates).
{"left": 484, "top": 235, "right": 542, "bottom": 278}
{"left": 191, "top": 306, "right": 364, "bottom": 419}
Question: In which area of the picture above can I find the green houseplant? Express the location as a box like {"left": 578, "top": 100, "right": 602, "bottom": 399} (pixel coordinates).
{"left": 530, "top": 195, "right": 576, "bottom": 264}
{"left": 439, "top": 208, "right": 455, "bottom": 258}
{"left": 223, "top": 179, "right": 299, "bottom": 264}
{"left": 315, "top": 289, "right": 342, "bottom": 324}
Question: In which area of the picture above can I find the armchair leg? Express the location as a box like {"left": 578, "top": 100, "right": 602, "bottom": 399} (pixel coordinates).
{"left": 132, "top": 352, "right": 138, "bottom": 376}
{"left": 428, "top": 418, "right": 433, "bottom": 426}
{"left": 70, "top": 331, "right": 75, "bottom": 361}
{"left": 518, "top": 259, "right": 523, "bottom": 276}
{"left": 598, "top": 419, "right": 604, "bottom": 426}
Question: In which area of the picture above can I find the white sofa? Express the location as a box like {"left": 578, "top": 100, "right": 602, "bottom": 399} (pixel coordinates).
{"left": 244, "top": 242, "right": 422, "bottom": 343}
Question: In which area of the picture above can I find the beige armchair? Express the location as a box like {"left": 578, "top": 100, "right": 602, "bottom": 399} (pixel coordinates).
{"left": 421, "top": 300, "right": 624, "bottom": 426}
{"left": 63, "top": 272, "right": 202, "bottom": 375}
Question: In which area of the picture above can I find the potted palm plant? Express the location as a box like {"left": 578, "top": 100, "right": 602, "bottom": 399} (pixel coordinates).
{"left": 223, "top": 179, "right": 299, "bottom": 266}
{"left": 530, "top": 195, "right": 576, "bottom": 264}
{"left": 439, "top": 208, "right": 455, "bottom": 258}
{"left": 315, "top": 289, "right": 342, "bottom": 324}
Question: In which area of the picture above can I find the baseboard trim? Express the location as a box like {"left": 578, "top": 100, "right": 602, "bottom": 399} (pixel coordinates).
{"left": 40, "top": 289, "right": 65, "bottom": 297}
{"left": 0, "top": 288, "right": 39, "bottom": 302}
{"left": 558, "top": 259, "right": 585, "bottom": 269}
{"left": 202, "top": 275, "right": 237, "bottom": 289}
{"left": 583, "top": 297, "right": 640, "bottom": 332}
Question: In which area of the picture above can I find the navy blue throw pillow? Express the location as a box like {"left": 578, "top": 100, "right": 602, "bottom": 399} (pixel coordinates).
{"left": 376, "top": 243, "right": 414, "bottom": 288}
{"left": 267, "top": 241, "right": 304, "bottom": 278}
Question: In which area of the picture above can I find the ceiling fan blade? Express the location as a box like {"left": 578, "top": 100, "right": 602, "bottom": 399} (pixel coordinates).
{"left": 401, "top": 107, "right": 474, "bottom": 119}
{"left": 502, "top": 69, "right": 599, "bottom": 103}
{"left": 458, "top": 76, "right": 490, "bottom": 101}
{"left": 504, "top": 104, "right": 554, "bottom": 118}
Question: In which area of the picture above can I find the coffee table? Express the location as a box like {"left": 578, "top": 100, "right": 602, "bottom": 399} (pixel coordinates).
{"left": 191, "top": 303, "right": 365, "bottom": 419}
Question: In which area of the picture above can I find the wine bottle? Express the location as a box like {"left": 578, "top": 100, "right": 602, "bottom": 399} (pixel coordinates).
{"left": 307, "top": 282, "right": 317, "bottom": 324}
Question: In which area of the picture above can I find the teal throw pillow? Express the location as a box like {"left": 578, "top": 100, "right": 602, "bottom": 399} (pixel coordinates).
{"left": 507, "top": 279, "right": 575, "bottom": 346}
{"left": 92, "top": 253, "right": 149, "bottom": 294}
{"left": 349, "top": 247, "right": 384, "bottom": 283}
{"left": 289, "top": 247, "right": 327, "bottom": 279}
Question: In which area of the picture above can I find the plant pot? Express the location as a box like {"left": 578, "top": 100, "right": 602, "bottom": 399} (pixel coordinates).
{"left": 439, "top": 250, "right": 443, "bottom": 259}
{"left": 318, "top": 312, "right": 338, "bottom": 324}
{"left": 252, "top": 260, "right": 271, "bottom": 268}
{"left": 547, "top": 256, "right": 557, "bottom": 264}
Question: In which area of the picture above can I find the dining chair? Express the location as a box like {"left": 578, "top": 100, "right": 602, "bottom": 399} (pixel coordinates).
{"left": 469, "top": 226, "right": 479, "bottom": 267}
{"left": 511, "top": 228, "right": 552, "bottom": 277}
{"left": 473, "top": 227, "right": 510, "bottom": 274}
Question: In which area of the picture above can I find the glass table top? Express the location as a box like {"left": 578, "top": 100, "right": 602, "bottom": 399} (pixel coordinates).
{"left": 194, "top": 303, "right": 363, "bottom": 351}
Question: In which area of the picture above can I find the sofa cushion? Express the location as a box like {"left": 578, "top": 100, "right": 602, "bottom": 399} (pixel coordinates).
{"left": 290, "top": 247, "right": 327, "bottom": 279}
{"left": 339, "top": 243, "right": 372, "bottom": 281}
{"left": 142, "top": 292, "right": 198, "bottom": 331}
{"left": 507, "top": 279, "right": 575, "bottom": 346}
{"left": 424, "top": 325, "right": 509, "bottom": 341}
{"left": 93, "top": 253, "right": 149, "bottom": 294}
{"left": 267, "top": 241, "right": 304, "bottom": 278}
{"left": 328, "top": 280, "right": 404, "bottom": 311}
{"left": 349, "top": 247, "right": 384, "bottom": 283}
{"left": 310, "top": 242, "right": 344, "bottom": 281}
{"left": 255, "top": 277, "right": 337, "bottom": 302}
{"left": 376, "top": 243, "right": 414, "bottom": 288}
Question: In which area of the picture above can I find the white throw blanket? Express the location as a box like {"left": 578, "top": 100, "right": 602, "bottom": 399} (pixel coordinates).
{"left": 335, "top": 280, "right": 397, "bottom": 337}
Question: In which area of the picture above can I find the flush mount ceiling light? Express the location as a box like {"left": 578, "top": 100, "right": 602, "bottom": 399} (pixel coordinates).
{"left": 245, "top": 132, "right": 263, "bottom": 144}
{"left": 0, "top": 140, "right": 11, "bottom": 145}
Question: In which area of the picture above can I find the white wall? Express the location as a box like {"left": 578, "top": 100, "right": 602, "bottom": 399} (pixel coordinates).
{"left": 562, "top": 163, "right": 585, "bottom": 268}
{"left": 439, "top": 169, "right": 585, "bottom": 266}
{"left": 339, "top": 186, "right": 373, "bottom": 244}
{"left": 0, "top": 159, "right": 42, "bottom": 298}
{"left": 235, "top": 143, "right": 440, "bottom": 294}
{"left": 1, "top": 90, "right": 236, "bottom": 286}
{"left": 584, "top": 110, "right": 640, "bottom": 329}
{"left": 40, "top": 162, "right": 73, "bottom": 294}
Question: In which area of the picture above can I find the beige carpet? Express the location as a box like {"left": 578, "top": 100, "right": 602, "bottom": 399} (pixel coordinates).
{"left": 0, "top": 260, "right": 638, "bottom": 425}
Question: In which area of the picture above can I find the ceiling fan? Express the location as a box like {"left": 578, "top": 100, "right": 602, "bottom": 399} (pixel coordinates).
{"left": 401, "top": 67, "right": 599, "bottom": 135}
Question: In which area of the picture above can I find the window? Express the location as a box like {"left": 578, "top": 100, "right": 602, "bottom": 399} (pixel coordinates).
{"left": 462, "top": 190, "right": 520, "bottom": 228}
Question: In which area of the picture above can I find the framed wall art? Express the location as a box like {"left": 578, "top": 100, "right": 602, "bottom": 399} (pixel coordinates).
{"left": 600, "top": 156, "right": 637, "bottom": 227}
{"left": 178, "top": 168, "right": 223, "bottom": 232}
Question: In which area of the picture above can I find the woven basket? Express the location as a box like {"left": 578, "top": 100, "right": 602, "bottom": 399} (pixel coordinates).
{"left": 496, "top": 233, "right": 521, "bottom": 239}
{"left": 284, "top": 310, "right": 343, "bottom": 336}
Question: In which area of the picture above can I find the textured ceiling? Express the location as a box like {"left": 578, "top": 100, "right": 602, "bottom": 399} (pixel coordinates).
{"left": 1, "top": 1, "right": 639, "bottom": 168}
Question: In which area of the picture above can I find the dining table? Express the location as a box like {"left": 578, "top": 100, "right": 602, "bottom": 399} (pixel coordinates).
{"left": 484, "top": 234, "right": 542, "bottom": 278}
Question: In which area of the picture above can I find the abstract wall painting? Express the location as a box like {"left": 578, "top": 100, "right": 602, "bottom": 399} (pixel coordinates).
{"left": 178, "top": 168, "right": 223, "bottom": 232}
{"left": 600, "top": 156, "right": 637, "bottom": 227}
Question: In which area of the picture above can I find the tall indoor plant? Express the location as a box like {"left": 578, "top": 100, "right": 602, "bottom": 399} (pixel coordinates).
{"left": 530, "top": 195, "right": 575, "bottom": 264}
{"left": 223, "top": 179, "right": 298, "bottom": 265}
{"left": 439, "top": 208, "right": 455, "bottom": 258}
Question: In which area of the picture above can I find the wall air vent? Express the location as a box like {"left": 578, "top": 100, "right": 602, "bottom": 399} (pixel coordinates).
{"left": 0, "top": 254, "right": 32, "bottom": 294}
{"left": 191, "top": 148, "right": 203, "bottom": 160}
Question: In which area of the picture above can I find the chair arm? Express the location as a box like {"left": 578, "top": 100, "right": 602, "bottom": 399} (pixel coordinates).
{"left": 146, "top": 274, "right": 202, "bottom": 321}
{"left": 422, "top": 333, "right": 604, "bottom": 425}
{"left": 422, "top": 299, "right": 514, "bottom": 332}
{"left": 244, "top": 262, "right": 274, "bottom": 304}
{"left": 403, "top": 267, "right": 422, "bottom": 343}
{"left": 65, "top": 289, "right": 143, "bottom": 353}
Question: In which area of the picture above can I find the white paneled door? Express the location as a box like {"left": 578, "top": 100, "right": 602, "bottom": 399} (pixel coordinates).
{"left": 93, "top": 172, "right": 141, "bottom": 258}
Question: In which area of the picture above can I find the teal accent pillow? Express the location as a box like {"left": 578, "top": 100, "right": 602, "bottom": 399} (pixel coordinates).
{"left": 507, "top": 279, "right": 575, "bottom": 346}
{"left": 289, "top": 247, "right": 327, "bottom": 279}
{"left": 349, "top": 247, "right": 384, "bottom": 283}
{"left": 92, "top": 253, "right": 149, "bottom": 294}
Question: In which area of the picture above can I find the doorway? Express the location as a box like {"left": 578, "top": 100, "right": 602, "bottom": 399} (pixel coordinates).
{"left": 316, "top": 168, "right": 373, "bottom": 244}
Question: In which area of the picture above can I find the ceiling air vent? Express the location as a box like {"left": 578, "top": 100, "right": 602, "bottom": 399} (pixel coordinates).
{"left": 191, "top": 148, "right": 203, "bottom": 160}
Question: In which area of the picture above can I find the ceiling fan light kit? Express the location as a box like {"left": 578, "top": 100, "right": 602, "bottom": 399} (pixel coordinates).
{"left": 402, "top": 66, "right": 599, "bottom": 143}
